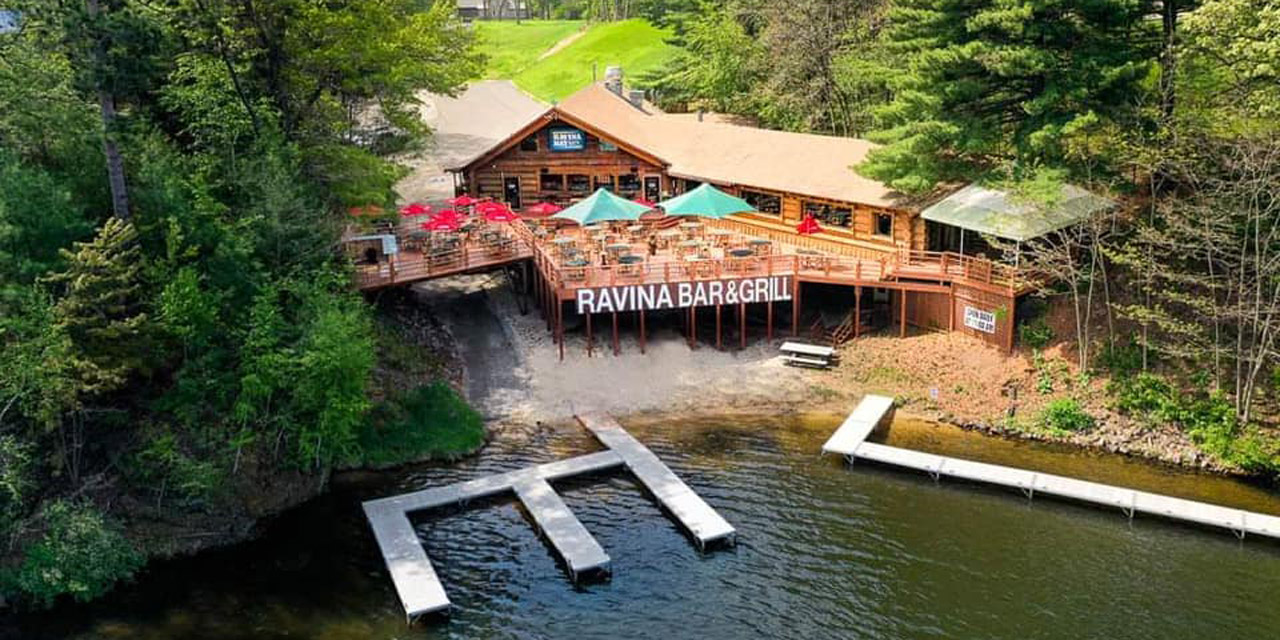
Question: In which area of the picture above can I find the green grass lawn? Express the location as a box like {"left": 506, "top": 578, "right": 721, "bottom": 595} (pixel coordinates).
{"left": 476, "top": 20, "right": 585, "bottom": 79}
{"left": 477, "top": 19, "right": 678, "bottom": 103}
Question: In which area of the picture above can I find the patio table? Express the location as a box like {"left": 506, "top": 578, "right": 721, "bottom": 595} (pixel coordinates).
{"left": 728, "top": 248, "right": 754, "bottom": 258}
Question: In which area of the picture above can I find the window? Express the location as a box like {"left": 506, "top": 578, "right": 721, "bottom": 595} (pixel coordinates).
{"left": 618, "top": 174, "right": 640, "bottom": 194}
{"left": 741, "top": 189, "right": 781, "bottom": 215}
{"left": 804, "top": 201, "right": 852, "bottom": 228}
{"left": 519, "top": 136, "right": 538, "bottom": 152}
{"left": 568, "top": 174, "right": 590, "bottom": 193}
{"left": 599, "top": 139, "right": 617, "bottom": 151}
{"left": 875, "top": 212, "right": 894, "bottom": 237}
{"left": 540, "top": 173, "right": 564, "bottom": 191}
{"left": 594, "top": 175, "right": 615, "bottom": 192}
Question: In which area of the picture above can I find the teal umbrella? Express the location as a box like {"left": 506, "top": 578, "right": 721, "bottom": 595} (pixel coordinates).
{"left": 656, "top": 183, "right": 753, "bottom": 218}
{"left": 550, "top": 188, "right": 652, "bottom": 225}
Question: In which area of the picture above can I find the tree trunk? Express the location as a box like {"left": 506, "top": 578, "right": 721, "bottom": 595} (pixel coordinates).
{"left": 87, "top": 0, "right": 130, "bottom": 220}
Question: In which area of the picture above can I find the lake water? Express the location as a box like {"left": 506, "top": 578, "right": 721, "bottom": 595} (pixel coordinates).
{"left": 13, "top": 413, "right": 1280, "bottom": 639}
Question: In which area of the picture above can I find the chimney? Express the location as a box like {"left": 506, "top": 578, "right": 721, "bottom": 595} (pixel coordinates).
{"left": 603, "top": 66, "right": 623, "bottom": 95}
{"left": 627, "top": 89, "right": 645, "bottom": 109}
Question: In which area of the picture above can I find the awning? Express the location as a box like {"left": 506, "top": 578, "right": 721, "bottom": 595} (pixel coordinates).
{"left": 921, "top": 184, "right": 1113, "bottom": 243}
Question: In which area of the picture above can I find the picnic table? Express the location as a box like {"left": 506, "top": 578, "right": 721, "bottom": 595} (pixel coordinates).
{"left": 779, "top": 341, "right": 837, "bottom": 369}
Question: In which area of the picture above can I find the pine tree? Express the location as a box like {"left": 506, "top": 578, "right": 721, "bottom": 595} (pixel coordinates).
{"left": 859, "top": 0, "right": 1156, "bottom": 193}
{"left": 44, "top": 217, "right": 150, "bottom": 395}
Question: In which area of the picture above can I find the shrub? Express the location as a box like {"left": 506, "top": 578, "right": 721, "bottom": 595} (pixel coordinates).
{"left": 1019, "top": 319, "right": 1054, "bottom": 350}
{"left": 1039, "top": 398, "right": 1096, "bottom": 433}
{"left": 0, "top": 434, "right": 32, "bottom": 531}
{"left": 128, "top": 432, "right": 221, "bottom": 508}
{"left": 1110, "top": 372, "right": 1178, "bottom": 419}
{"left": 3, "top": 501, "right": 143, "bottom": 609}
{"left": 358, "top": 382, "right": 485, "bottom": 466}
{"left": 1097, "top": 340, "right": 1145, "bottom": 377}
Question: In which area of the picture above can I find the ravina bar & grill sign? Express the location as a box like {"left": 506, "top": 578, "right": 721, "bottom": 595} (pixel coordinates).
{"left": 575, "top": 276, "right": 793, "bottom": 314}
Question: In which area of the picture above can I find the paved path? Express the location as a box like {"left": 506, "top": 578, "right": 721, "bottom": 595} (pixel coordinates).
{"left": 397, "top": 81, "right": 546, "bottom": 204}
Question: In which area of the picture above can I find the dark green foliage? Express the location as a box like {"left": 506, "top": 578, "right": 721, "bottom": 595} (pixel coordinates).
{"left": 3, "top": 501, "right": 144, "bottom": 609}
{"left": 1039, "top": 397, "right": 1096, "bottom": 434}
{"left": 1096, "top": 341, "right": 1145, "bottom": 378}
{"left": 0, "top": 434, "right": 33, "bottom": 531}
{"left": 1018, "top": 319, "right": 1054, "bottom": 350}
{"left": 359, "top": 383, "right": 486, "bottom": 467}
{"left": 127, "top": 432, "right": 221, "bottom": 508}
{"left": 858, "top": 0, "right": 1154, "bottom": 193}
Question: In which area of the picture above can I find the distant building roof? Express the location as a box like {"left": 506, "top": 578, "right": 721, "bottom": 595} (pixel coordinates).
{"left": 920, "top": 183, "right": 1113, "bottom": 242}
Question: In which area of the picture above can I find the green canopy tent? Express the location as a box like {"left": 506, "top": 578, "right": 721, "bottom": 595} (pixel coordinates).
{"left": 656, "top": 183, "right": 753, "bottom": 219}
{"left": 550, "top": 188, "right": 653, "bottom": 225}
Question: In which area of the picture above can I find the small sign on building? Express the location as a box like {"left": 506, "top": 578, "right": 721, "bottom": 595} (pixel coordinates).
{"left": 547, "top": 127, "right": 586, "bottom": 152}
{"left": 963, "top": 306, "right": 997, "bottom": 334}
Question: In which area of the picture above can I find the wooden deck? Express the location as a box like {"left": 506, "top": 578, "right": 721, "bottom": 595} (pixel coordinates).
{"left": 352, "top": 216, "right": 1025, "bottom": 297}
{"left": 577, "top": 412, "right": 737, "bottom": 549}
{"left": 826, "top": 396, "right": 1280, "bottom": 542}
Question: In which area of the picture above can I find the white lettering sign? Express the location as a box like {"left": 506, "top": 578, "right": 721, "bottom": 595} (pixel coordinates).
{"left": 576, "top": 276, "right": 793, "bottom": 314}
{"left": 963, "top": 306, "right": 997, "bottom": 334}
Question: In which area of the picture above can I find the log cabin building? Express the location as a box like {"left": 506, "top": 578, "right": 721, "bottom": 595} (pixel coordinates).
{"left": 448, "top": 81, "right": 924, "bottom": 259}
{"left": 358, "top": 79, "right": 1108, "bottom": 356}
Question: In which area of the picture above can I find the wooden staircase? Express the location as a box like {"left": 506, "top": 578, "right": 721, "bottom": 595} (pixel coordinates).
{"left": 809, "top": 310, "right": 859, "bottom": 347}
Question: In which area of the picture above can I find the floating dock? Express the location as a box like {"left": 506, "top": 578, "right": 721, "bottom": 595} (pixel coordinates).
{"left": 363, "top": 417, "right": 735, "bottom": 622}
{"left": 825, "top": 395, "right": 1280, "bottom": 541}
{"left": 577, "top": 412, "right": 738, "bottom": 550}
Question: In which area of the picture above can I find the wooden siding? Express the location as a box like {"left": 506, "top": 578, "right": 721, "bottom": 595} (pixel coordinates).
{"left": 470, "top": 121, "right": 664, "bottom": 205}
{"left": 951, "top": 283, "right": 1015, "bottom": 351}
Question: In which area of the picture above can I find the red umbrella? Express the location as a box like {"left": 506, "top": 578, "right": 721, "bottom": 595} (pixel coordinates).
{"left": 632, "top": 197, "right": 657, "bottom": 209}
{"left": 398, "top": 202, "right": 432, "bottom": 217}
{"left": 524, "top": 201, "right": 564, "bottom": 216}
{"left": 476, "top": 201, "right": 507, "bottom": 213}
{"left": 430, "top": 208, "right": 464, "bottom": 222}
{"left": 422, "top": 217, "right": 460, "bottom": 232}
{"left": 484, "top": 205, "right": 521, "bottom": 223}
{"left": 796, "top": 214, "right": 822, "bottom": 235}
{"left": 448, "top": 195, "right": 481, "bottom": 207}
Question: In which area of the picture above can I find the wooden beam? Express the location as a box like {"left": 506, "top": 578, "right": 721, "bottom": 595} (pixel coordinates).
{"left": 691, "top": 305, "right": 697, "bottom": 349}
{"left": 586, "top": 311, "right": 593, "bottom": 358}
{"left": 639, "top": 310, "right": 646, "bottom": 354}
{"left": 557, "top": 300, "right": 564, "bottom": 362}
{"left": 899, "top": 290, "right": 907, "bottom": 338}
{"left": 612, "top": 311, "right": 619, "bottom": 356}
{"left": 792, "top": 279, "right": 801, "bottom": 337}
{"left": 739, "top": 303, "right": 746, "bottom": 349}
{"left": 854, "top": 286, "right": 861, "bottom": 339}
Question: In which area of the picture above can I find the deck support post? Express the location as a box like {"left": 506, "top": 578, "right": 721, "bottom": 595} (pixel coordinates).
{"left": 612, "top": 311, "right": 619, "bottom": 356}
{"left": 690, "top": 306, "right": 697, "bottom": 349}
{"left": 899, "top": 290, "right": 907, "bottom": 338}
{"left": 586, "top": 312, "right": 593, "bottom": 357}
{"left": 638, "top": 310, "right": 646, "bottom": 354}
{"left": 854, "top": 286, "right": 862, "bottom": 339}
{"left": 767, "top": 300, "right": 774, "bottom": 341}
{"left": 557, "top": 299, "right": 564, "bottom": 362}
{"left": 716, "top": 304, "right": 722, "bottom": 350}
{"left": 791, "top": 279, "right": 801, "bottom": 337}
{"left": 739, "top": 303, "right": 746, "bottom": 349}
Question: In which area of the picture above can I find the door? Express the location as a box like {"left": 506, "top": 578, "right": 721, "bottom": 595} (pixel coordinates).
{"left": 503, "top": 177, "right": 522, "bottom": 209}
{"left": 644, "top": 176, "right": 660, "bottom": 202}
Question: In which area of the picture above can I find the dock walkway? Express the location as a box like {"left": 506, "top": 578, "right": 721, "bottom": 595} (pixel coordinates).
{"left": 364, "top": 417, "right": 735, "bottom": 621}
{"left": 825, "top": 396, "right": 1280, "bottom": 541}
{"left": 577, "top": 412, "right": 737, "bottom": 550}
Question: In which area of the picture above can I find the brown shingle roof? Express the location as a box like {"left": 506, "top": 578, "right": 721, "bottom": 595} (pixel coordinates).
{"left": 555, "top": 84, "right": 900, "bottom": 208}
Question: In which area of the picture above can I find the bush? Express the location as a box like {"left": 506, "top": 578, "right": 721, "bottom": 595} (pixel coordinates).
{"left": 3, "top": 501, "right": 143, "bottom": 609}
{"left": 1019, "top": 319, "right": 1054, "bottom": 350}
{"left": 1039, "top": 398, "right": 1096, "bottom": 433}
{"left": 128, "top": 432, "right": 221, "bottom": 508}
{"left": 1097, "top": 341, "right": 1145, "bottom": 377}
{"left": 357, "top": 382, "right": 485, "bottom": 467}
{"left": 1110, "top": 372, "right": 1178, "bottom": 419}
{"left": 0, "top": 434, "right": 32, "bottom": 531}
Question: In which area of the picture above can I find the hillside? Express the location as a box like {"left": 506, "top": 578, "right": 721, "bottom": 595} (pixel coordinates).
{"left": 477, "top": 19, "right": 677, "bottom": 103}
